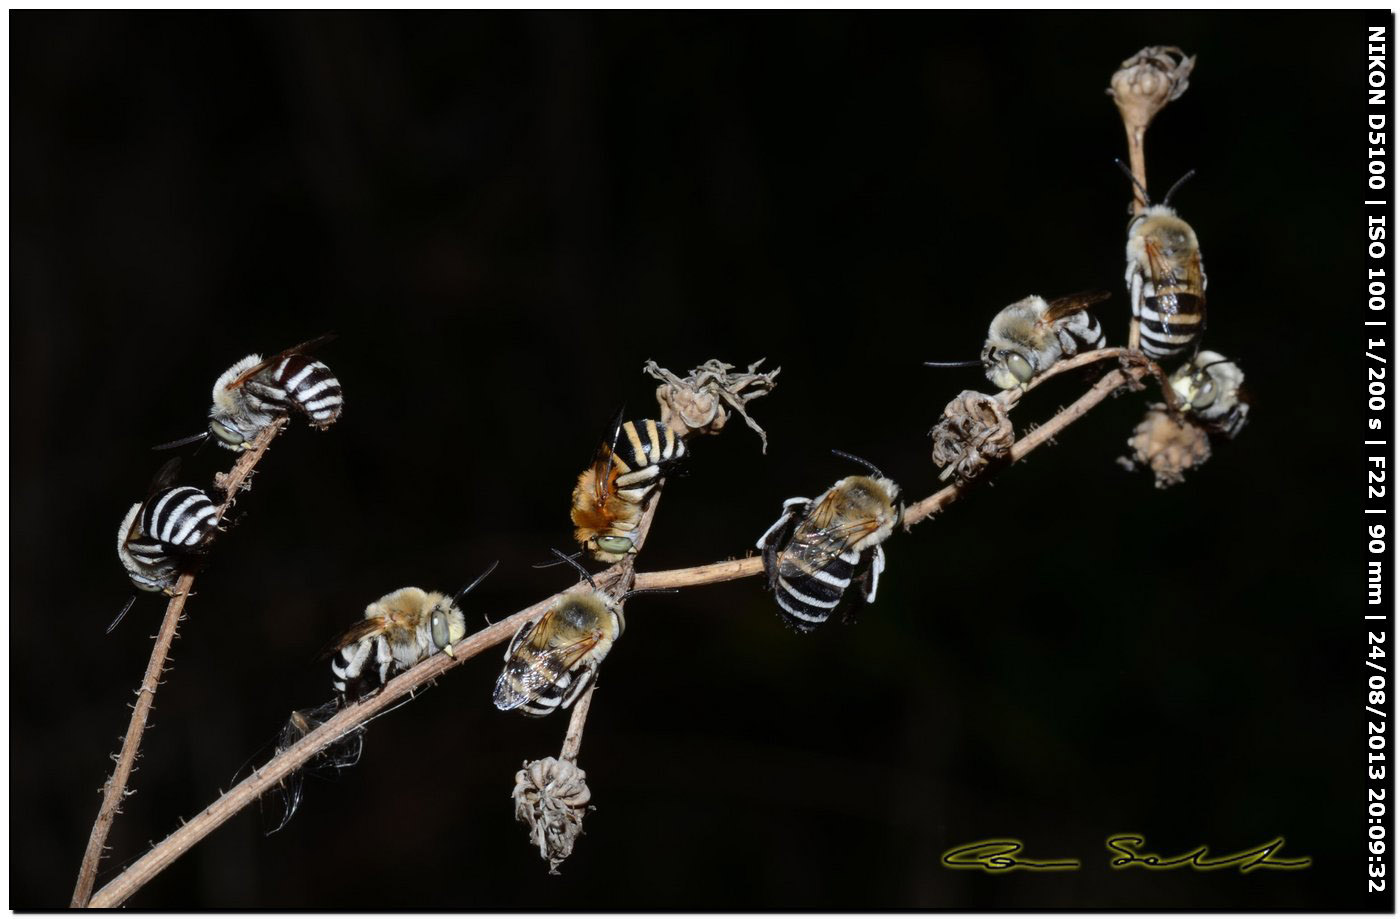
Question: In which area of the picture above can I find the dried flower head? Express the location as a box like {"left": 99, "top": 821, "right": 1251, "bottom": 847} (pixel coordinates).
{"left": 1117, "top": 404, "right": 1212, "bottom": 489}
{"left": 512, "top": 756, "right": 593, "bottom": 874}
{"left": 644, "top": 358, "right": 780, "bottom": 452}
{"left": 1108, "top": 45, "right": 1195, "bottom": 132}
{"left": 930, "top": 390, "right": 1015, "bottom": 483}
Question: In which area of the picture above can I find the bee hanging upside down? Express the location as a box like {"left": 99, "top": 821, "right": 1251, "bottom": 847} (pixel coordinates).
{"left": 570, "top": 416, "right": 686, "bottom": 563}
{"left": 756, "top": 453, "right": 902, "bottom": 633}
{"left": 207, "top": 334, "right": 344, "bottom": 450}
{"left": 494, "top": 551, "right": 629, "bottom": 717}
{"left": 1169, "top": 350, "right": 1249, "bottom": 439}
{"left": 330, "top": 562, "right": 498, "bottom": 700}
{"left": 116, "top": 458, "right": 218, "bottom": 595}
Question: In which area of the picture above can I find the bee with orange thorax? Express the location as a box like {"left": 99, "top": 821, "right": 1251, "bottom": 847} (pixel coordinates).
{"left": 571, "top": 417, "right": 686, "bottom": 563}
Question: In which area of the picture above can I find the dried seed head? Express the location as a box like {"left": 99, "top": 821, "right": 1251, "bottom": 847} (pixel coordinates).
{"left": 644, "top": 358, "right": 780, "bottom": 452}
{"left": 512, "top": 756, "right": 592, "bottom": 874}
{"left": 930, "top": 390, "right": 1015, "bottom": 483}
{"left": 1108, "top": 45, "right": 1195, "bottom": 132}
{"left": 1117, "top": 405, "right": 1211, "bottom": 489}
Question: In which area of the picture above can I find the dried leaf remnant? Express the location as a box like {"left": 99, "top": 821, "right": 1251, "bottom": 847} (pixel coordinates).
{"left": 644, "top": 358, "right": 780, "bottom": 452}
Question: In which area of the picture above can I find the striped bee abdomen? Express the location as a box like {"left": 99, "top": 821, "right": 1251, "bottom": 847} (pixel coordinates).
{"left": 247, "top": 355, "right": 344, "bottom": 429}
{"left": 1055, "top": 310, "right": 1106, "bottom": 356}
{"left": 494, "top": 658, "right": 591, "bottom": 717}
{"left": 1136, "top": 285, "right": 1205, "bottom": 361}
{"left": 608, "top": 418, "right": 686, "bottom": 499}
{"left": 331, "top": 634, "right": 392, "bottom": 701}
{"left": 141, "top": 486, "right": 218, "bottom": 552}
{"left": 775, "top": 548, "right": 860, "bottom": 633}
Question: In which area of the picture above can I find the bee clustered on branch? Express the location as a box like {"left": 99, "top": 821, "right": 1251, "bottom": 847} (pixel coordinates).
{"left": 84, "top": 44, "right": 1260, "bottom": 907}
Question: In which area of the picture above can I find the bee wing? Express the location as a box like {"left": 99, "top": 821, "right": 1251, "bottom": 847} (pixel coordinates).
{"left": 320, "top": 616, "right": 387, "bottom": 662}
{"left": 492, "top": 612, "right": 602, "bottom": 711}
{"left": 592, "top": 407, "right": 628, "bottom": 502}
{"left": 1042, "top": 290, "right": 1111, "bottom": 324}
{"left": 785, "top": 492, "right": 882, "bottom": 572}
{"left": 147, "top": 457, "right": 184, "bottom": 497}
{"left": 225, "top": 333, "right": 337, "bottom": 391}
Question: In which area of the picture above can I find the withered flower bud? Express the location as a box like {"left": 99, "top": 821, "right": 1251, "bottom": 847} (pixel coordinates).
{"left": 644, "top": 358, "right": 780, "bottom": 452}
{"left": 512, "top": 756, "right": 592, "bottom": 874}
{"left": 1108, "top": 45, "right": 1195, "bottom": 132}
{"left": 1117, "top": 404, "right": 1211, "bottom": 489}
{"left": 930, "top": 390, "right": 1015, "bottom": 483}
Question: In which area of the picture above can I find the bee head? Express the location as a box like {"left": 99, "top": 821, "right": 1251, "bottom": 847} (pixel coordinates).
{"left": 428, "top": 598, "right": 467, "bottom": 652}
{"left": 983, "top": 344, "right": 1035, "bottom": 390}
{"left": 207, "top": 418, "right": 250, "bottom": 449}
{"left": 590, "top": 535, "right": 635, "bottom": 562}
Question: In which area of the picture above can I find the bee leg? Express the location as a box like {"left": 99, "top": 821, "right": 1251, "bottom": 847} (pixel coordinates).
{"left": 865, "top": 546, "right": 886, "bottom": 603}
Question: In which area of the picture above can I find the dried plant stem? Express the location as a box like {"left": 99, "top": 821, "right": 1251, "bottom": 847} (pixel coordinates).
{"left": 559, "top": 684, "right": 597, "bottom": 763}
{"left": 71, "top": 420, "right": 286, "bottom": 908}
{"left": 86, "top": 353, "right": 1150, "bottom": 907}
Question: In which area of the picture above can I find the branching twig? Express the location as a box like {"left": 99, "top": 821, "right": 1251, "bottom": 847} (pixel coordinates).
{"left": 85, "top": 352, "right": 1153, "bottom": 907}
{"left": 72, "top": 419, "right": 287, "bottom": 908}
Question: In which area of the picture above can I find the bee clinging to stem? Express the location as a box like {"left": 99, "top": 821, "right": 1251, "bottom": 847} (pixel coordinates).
{"left": 571, "top": 415, "right": 686, "bottom": 563}
{"left": 756, "top": 452, "right": 902, "bottom": 633}
{"left": 495, "top": 550, "right": 653, "bottom": 718}
{"left": 164, "top": 334, "right": 344, "bottom": 451}
{"left": 1169, "top": 350, "right": 1249, "bottom": 439}
{"left": 1120, "top": 163, "right": 1208, "bottom": 364}
{"left": 330, "top": 561, "right": 499, "bottom": 700}
{"left": 927, "top": 291, "right": 1112, "bottom": 391}
{"left": 112, "top": 458, "right": 219, "bottom": 630}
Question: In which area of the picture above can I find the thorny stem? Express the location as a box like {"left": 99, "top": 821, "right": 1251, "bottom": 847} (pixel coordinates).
{"left": 559, "top": 684, "right": 597, "bottom": 763}
{"left": 85, "top": 352, "right": 1150, "bottom": 908}
{"left": 72, "top": 419, "right": 287, "bottom": 908}
{"left": 1122, "top": 115, "right": 1149, "bottom": 351}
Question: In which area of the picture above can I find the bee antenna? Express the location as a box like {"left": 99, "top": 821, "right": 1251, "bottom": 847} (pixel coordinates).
{"left": 1161, "top": 169, "right": 1197, "bottom": 207}
{"left": 152, "top": 431, "right": 209, "bottom": 451}
{"left": 550, "top": 548, "right": 597, "bottom": 590}
{"left": 1114, "top": 157, "right": 1152, "bottom": 206}
{"left": 531, "top": 550, "right": 583, "bottom": 570}
{"left": 923, "top": 359, "right": 983, "bottom": 369}
{"left": 106, "top": 596, "right": 137, "bottom": 635}
{"left": 620, "top": 587, "right": 679, "bottom": 602}
{"left": 830, "top": 449, "right": 886, "bottom": 479}
{"left": 1198, "top": 356, "right": 1240, "bottom": 372}
{"left": 453, "top": 560, "right": 500, "bottom": 605}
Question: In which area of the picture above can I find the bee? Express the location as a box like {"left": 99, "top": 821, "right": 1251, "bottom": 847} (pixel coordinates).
{"left": 116, "top": 458, "right": 219, "bottom": 597}
{"left": 979, "top": 290, "right": 1111, "bottom": 390}
{"left": 1169, "top": 350, "right": 1249, "bottom": 439}
{"left": 330, "top": 562, "right": 498, "bottom": 700}
{"left": 1123, "top": 169, "right": 1207, "bottom": 363}
{"left": 207, "top": 335, "right": 343, "bottom": 450}
{"left": 756, "top": 452, "right": 902, "bottom": 633}
{"left": 571, "top": 416, "right": 686, "bottom": 563}
{"left": 494, "top": 552, "right": 627, "bottom": 717}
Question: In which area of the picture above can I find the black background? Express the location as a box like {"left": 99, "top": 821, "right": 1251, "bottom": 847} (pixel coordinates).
{"left": 11, "top": 11, "right": 1385, "bottom": 910}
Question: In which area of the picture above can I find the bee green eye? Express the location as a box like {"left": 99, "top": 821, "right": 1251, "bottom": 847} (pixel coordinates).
{"left": 209, "top": 420, "right": 244, "bottom": 446}
{"left": 1192, "top": 380, "right": 1217, "bottom": 410}
{"left": 595, "top": 535, "right": 634, "bottom": 555}
{"left": 430, "top": 611, "right": 450, "bottom": 650}
{"left": 1006, "top": 353, "right": 1034, "bottom": 384}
